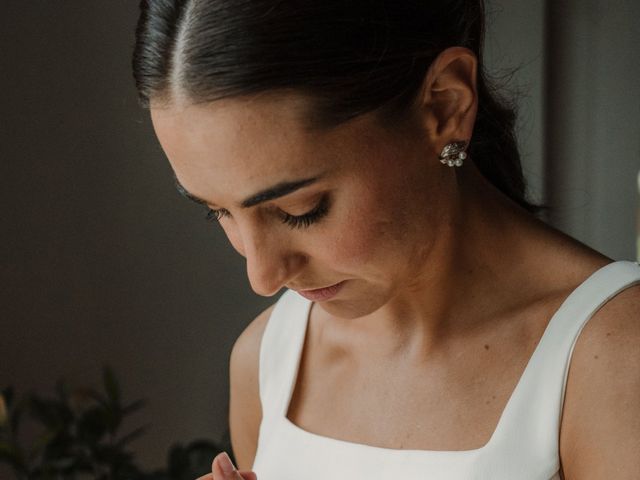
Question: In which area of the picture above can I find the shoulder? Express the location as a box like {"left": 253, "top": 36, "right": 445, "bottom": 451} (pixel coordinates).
{"left": 228, "top": 302, "right": 277, "bottom": 471}
{"left": 230, "top": 301, "right": 275, "bottom": 372}
{"left": 559, "top": 278, "right": 640, "bottom": 479}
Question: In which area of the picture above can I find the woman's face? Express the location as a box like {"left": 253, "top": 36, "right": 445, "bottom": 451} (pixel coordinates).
{"left": 150, "top": 94, "right": 453, "bottom": 319}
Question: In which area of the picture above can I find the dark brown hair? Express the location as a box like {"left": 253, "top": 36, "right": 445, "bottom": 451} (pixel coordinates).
{"left": 132, "top": 0, "right": 545, "bottom": 215}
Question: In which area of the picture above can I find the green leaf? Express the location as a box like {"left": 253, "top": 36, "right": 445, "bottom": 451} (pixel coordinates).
{"left": 116, "top": 425, "right": 148, "bottom": 448}
{"left": 27, "top": 396, "right": 68, "bottom": 430}
{"left": 0, "top": 371, "right": 237, "bottom": 480}
{"left": 77, "top": 407, "right": 109, "bottom": 443}
{"left": 122, "top": 399, "right": 146, "bottom": 416}
{"left": 0, "top": 441, "right": 27, "bottom": 472}
{"left": 102, "top": 366, "right": 120, "bottom": 406}
{"left": 30, "top": 429, "right": 58, "bottom": 453}
{"left": 8, "top": 397, "right": 31, "bottom": 439}
{"left": 85, "top": 388, "right": 110, "bottom": 410}
{"left": 54, "top": 380, "right": 69, "bottom": 404}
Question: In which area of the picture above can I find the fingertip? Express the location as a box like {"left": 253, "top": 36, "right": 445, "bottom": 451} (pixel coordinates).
{"left": 211, "top": 453, "right": 224, "bottom": 478}
{"left": 212, "top": 451, "right": 237, "bottom": 478}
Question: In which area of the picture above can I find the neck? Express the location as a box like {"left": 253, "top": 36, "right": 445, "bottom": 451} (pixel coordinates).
{"left": 344, "top": 160, "right": 539, "bottom": 359}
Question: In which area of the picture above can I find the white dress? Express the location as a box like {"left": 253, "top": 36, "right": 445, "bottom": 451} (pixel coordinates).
{"left": 252, "top": 260, "right": 640, "bottom": 479}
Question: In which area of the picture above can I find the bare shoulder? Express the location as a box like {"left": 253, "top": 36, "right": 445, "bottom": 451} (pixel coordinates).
{"left": 228, "top": 302, "right": 277, "bottom": 471}
{"left": 230, "top": 302, "right": 275, "bottom": 372}
{"left": 559, "top": 276, "right": 640, "bottom": 479}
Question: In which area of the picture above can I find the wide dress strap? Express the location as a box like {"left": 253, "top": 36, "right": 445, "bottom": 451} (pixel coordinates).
{"left": 257, "top": 289, "right": 312, "bottom": 432}
{"left": 486, "top": 260, "right": 640, "bottom": 472}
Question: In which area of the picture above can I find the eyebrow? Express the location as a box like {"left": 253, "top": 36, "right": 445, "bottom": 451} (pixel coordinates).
{"left": 173, "top": 172, "right": 323, "bottom": 209}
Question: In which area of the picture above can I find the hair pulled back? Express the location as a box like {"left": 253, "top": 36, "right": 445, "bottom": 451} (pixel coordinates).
{"left": 132, "top": 0, "right": 543, "bottom": 214}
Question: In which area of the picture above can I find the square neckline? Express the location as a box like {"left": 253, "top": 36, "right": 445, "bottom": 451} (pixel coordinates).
{"left": 278, "top": 260, "right": 628, "bottom": 457}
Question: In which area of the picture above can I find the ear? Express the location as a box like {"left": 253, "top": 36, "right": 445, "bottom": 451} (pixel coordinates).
{"left": 418, "top": 47, "right": 478, "bottom": 157}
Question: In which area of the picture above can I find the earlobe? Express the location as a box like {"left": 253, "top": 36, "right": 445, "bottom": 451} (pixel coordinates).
{"left": 419, "top": 47, "right": 478, "bottom": 153}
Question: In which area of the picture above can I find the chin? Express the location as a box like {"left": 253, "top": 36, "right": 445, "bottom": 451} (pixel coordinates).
{"left": 316, "top": 294, "right": 386, "bottom": 320}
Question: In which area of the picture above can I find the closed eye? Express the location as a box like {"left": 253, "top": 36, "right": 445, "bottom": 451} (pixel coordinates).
{"left": 204, "top": 194, "right": 330, "bottom": 230}
{"left": 205, "top": 208, "right": 229, "bottom": 223}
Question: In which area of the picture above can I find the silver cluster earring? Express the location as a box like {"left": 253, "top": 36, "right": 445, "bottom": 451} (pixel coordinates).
{"left": 439, "top": 140, "right": 468, "bottom": 167}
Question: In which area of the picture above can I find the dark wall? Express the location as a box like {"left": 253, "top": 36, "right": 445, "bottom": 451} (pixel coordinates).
{"left": 1, "top": 0, "right": 273, "bottom": 469}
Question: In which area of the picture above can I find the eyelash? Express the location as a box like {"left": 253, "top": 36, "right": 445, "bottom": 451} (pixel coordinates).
{"left": 204, "top": 195, "right": 330, "bottom": 229}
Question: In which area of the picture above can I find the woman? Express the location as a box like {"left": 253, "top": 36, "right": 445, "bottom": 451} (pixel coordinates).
{"left": 132, "top": 1, "right": 640, "bottom": 479}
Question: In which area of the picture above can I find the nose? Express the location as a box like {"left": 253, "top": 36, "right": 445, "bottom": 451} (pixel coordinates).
{"left": 243, "top": 230, "right": 305, "bottom": 297}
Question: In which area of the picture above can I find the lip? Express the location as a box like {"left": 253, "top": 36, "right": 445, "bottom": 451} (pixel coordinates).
{"left": 296, "top": 281, "right": 345, "bottom": 301}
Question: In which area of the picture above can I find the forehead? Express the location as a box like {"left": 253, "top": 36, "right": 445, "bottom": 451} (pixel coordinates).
{"left": 152, "top": 95, "right": 308, "bottom": 166}
{"left": 149, "top": 94, "right": 399, "bottom": 206}
{"left": 150, "top": 94, "right": 348, "bottom": 202}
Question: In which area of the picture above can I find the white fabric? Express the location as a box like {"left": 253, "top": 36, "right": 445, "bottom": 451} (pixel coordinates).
{"left": 252, "top": 260, "right": 640, "bottom": 479}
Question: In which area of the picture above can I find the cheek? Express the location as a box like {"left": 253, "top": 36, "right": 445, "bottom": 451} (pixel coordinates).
{"left": 333, "top": 180, "right": 440, "bottom": 279}
{"left": 322, "top": 199, "right": 408, "bottom": 271}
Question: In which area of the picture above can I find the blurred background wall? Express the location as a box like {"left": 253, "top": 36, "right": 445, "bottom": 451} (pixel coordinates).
{"left": 545, "top": 0, "right": 640, "bottom": 260}
{"left": 1, "top": 0, "right": 638, "bottom": 470}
